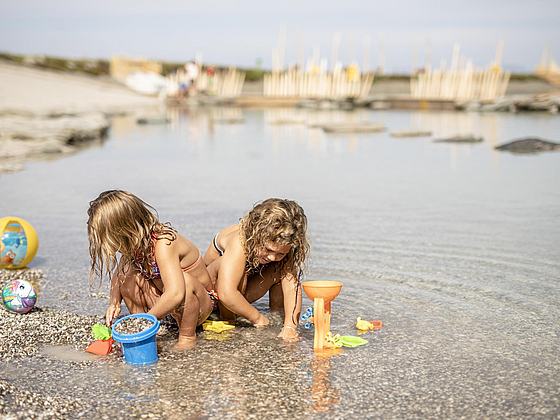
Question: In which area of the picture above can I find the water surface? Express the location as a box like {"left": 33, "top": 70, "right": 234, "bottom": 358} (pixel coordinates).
{"left": 1, "top": 106, "right": 559, "bottom": 418}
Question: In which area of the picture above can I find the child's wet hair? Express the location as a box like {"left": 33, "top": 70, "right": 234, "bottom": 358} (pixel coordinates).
{"left": 239, "top": 198, "right": 310, "bottom": 279}
{"left": 87, "top": 190, "right": 175, "bottom": 288}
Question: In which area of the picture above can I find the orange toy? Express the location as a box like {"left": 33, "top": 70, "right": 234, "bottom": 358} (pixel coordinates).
{"left": 302, "top": 281, "right": 343, "bottom": 354}
{"left": 85, "top": 338, "right": 115, "bottom": 356}
{"left": 85, "top": 324, "right": 115, "bottom": 355}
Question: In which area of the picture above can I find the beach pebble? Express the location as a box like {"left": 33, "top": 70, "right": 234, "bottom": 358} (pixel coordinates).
{"left": 114, "top": 316, "right": 153, "bottom": 335}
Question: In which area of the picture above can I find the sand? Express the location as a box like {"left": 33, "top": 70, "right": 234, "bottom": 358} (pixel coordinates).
{"left": 0, "top": 60, "right": 159, "bottom": 116}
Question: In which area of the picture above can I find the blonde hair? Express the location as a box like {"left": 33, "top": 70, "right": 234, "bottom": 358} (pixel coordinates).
{"left": 239, "top": 198, "right": 310, "bottom": 280}
{"left": 87, "top": 190, "right": 175, "bottom": 288}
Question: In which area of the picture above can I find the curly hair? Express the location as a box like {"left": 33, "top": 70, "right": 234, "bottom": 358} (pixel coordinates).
{"left": 239, "top": 198, "right": 310, "bottom": 281}
{"left": 87, "top": 190, "right": 176, "bottom": 288}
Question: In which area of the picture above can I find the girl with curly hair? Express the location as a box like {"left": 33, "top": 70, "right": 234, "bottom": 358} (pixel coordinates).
{"left": 204, "top": 198, "right": 310, "bottom": 342}
{"left": 87, "top": 190, "right": 216, "bottom": 351}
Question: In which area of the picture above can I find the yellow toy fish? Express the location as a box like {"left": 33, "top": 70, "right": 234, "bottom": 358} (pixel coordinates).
{"left": 356, "top": 317, "right": 383, "bottom": 331}
{"left": 356, "top": 317, "right": 372, "bottom": 331}
{"left": 202, "top": 321, "right": 235, "bottom": 333}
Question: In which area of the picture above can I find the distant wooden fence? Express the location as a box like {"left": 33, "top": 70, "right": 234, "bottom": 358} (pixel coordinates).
{"left": 411, "top": 67, "right": 511, "bottom": 101}
{"left": 535, "top": 49, "right": 560, "bottom": 88}
{"left": 411, "top": 42, "right": 510, "bottom": 102}
{"left": 264, "top": 67, "right": 374, "bottom": 99}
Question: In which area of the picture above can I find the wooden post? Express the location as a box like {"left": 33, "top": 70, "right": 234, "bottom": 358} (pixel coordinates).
{"left": 296, "top": 26, "right": 304, "bottom": 71}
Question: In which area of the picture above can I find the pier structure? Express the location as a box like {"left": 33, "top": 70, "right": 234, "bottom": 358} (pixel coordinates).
{"left": 411, "top": 42, "right": 511, "bottom": 102}
{"left": 263, "top": 29, "right": 375, "bottom": 100}
{"left": 535, "top": 47, "right": 560, "bottom": 88}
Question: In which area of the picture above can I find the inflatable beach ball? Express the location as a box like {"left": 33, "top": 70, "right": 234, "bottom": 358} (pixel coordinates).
{"left": 0, "top": 217, "right": 39, "bottom": 269}
{"left": 2, "top": 279, "right": 37, "bottom": 313}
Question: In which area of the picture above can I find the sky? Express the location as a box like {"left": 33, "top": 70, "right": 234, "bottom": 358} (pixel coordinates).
{"left": 1, "top": 0, "right": 559, "bottom": 73}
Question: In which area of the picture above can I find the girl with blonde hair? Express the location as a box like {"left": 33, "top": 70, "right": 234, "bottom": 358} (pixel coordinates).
{"left": 88, "top": 190, "right": 216, "bottom": 350}
{"left": 204, "top": 198, "right": 310, "bottom": 342}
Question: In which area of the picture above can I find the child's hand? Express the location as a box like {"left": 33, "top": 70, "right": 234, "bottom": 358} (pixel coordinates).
{"left": 253, "top": 314, "right": 270, "bottom": 328}
{"left": 278, "top": 326, "right": 300, "bottom": 342}
{"left": 105, "top": 305, "right": 121, "bottom": 327}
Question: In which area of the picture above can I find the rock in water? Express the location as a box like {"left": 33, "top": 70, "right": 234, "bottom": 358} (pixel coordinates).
{"left": 434, "top": 135, "right": 483, "bottom": 143}
{"left": 391, "top": 129, "right": 432, "bottom": 138}
{"left": 495, "top": 138, "right": 560, "bottom": 153}
{"left": 321, "top": 122, "right": 386, "bottom": 134}
{"left": 136, "top": 116, "right": 169, "bottom": 125}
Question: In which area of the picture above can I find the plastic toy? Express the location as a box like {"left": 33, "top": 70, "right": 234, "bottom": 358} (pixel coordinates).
{"left": 356, "top": 317, "right": 382, "bottom": 331}
{"left": 0, "top": 217, "right": 39, "bottom": 269}
{"left": 202, "top": 320, "right": 235, "bottom": 333}
{"left": 2, "top": 279, "right": 37, "bottom": 313}
{"left": 339, "top": 335, "right": 368, "bottom": 348}
{"left": 301, "top": 307, "right": 314, "bottom": 329}
{"left": 302, "top": 280, "right": 343, "bottom": 353}
{"left": 324, "top": 332, "right": 369, "bottom": 348}
{"left": 85, "top": 324, "right": 115, "bottom": 356}
{"left": 324, "top": 332, "right": 343, "bottom": 348}
{"left": 112, "top": 313, "right": 160, "bottom": 365}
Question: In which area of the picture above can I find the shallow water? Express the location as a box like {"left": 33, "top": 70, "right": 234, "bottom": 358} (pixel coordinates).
{"left": 1, "top": 106, "right": 560, "bottom": 418}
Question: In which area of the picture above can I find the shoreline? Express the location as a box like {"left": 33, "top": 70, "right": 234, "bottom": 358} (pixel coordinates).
{"left": 0, "top": 60, "right": 161, "bottom": 175}
{"left": 1, "top": 59, "right": 558, "bottom": 176}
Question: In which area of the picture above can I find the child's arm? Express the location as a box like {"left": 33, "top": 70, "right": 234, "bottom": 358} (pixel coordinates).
{"left": 105, "top": 274, "right": 122, "bottom": 327}
{"left": 217, "top": 238, "right": 268, "bottom": 326}
{"left": 277, "top": 270, "right": 302, "bottom": 341}
{"left": 148, "top": 240, "right": 186, "bottom": 319}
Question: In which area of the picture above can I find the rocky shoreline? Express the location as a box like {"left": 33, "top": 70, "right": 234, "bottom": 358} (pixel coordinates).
{"left": 0, "top": 60, "right": 160, "bottom": 175}
{"left": 456, "top": 94, "right": 560, "bottom": 113}
{"left": 0, "top": 111, "right": 111, "bottom": 174}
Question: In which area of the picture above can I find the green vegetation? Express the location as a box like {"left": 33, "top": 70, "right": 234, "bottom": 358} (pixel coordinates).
{"left": 161, "top": 61, "right": 186, "bottom": 76}
{"left": 509, "top": 73, "right": 539, "bottom": 81}
{"left": 0, "top": 52, "right": 109, "bottom": 76}
{"left": 241, "top": 69, "right": 265, "bottom": 82}
{"left": 0, "top": 52, "right": 542, "bottom": 83}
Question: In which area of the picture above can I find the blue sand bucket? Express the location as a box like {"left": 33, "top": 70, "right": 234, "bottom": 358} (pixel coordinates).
{"left": 112, "top": 313, "right": 160, "bottom": 365}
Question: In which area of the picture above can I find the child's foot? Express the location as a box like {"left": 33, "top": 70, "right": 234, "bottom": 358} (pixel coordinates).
{"left": 170, "top": 336, "right": 197, "bottom": 351}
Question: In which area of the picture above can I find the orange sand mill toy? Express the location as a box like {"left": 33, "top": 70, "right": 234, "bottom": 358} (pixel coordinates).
{"left": 302, "top": 281, "right": 343, "bottom": 353}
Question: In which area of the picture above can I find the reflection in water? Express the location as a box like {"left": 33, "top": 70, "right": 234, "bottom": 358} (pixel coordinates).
{"left": 305, "top": 356, "right": 341, "bottom": 413}
{"left": 410, "top": 110, "right": 505, "bottom": 168}
{"left": 161, "top": 106, "right": 516, "bottom": 168}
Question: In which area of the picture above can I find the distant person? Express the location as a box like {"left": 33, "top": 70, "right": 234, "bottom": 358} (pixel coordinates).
{"left": 87, "top": 190, "right": 217, "bottom": 350}
{"left": 184, "top": 62, "right": 199, "bottom": 96}
{"left": 206, "top": 67, "right": 215, "bottom": 95}
{"left": 204, "top": 198, "right": 310, "bottom": 342}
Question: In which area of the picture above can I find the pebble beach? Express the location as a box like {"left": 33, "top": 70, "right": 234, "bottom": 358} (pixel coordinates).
{"left": 0, "top": 269, "right": 99, "bottom": 418}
